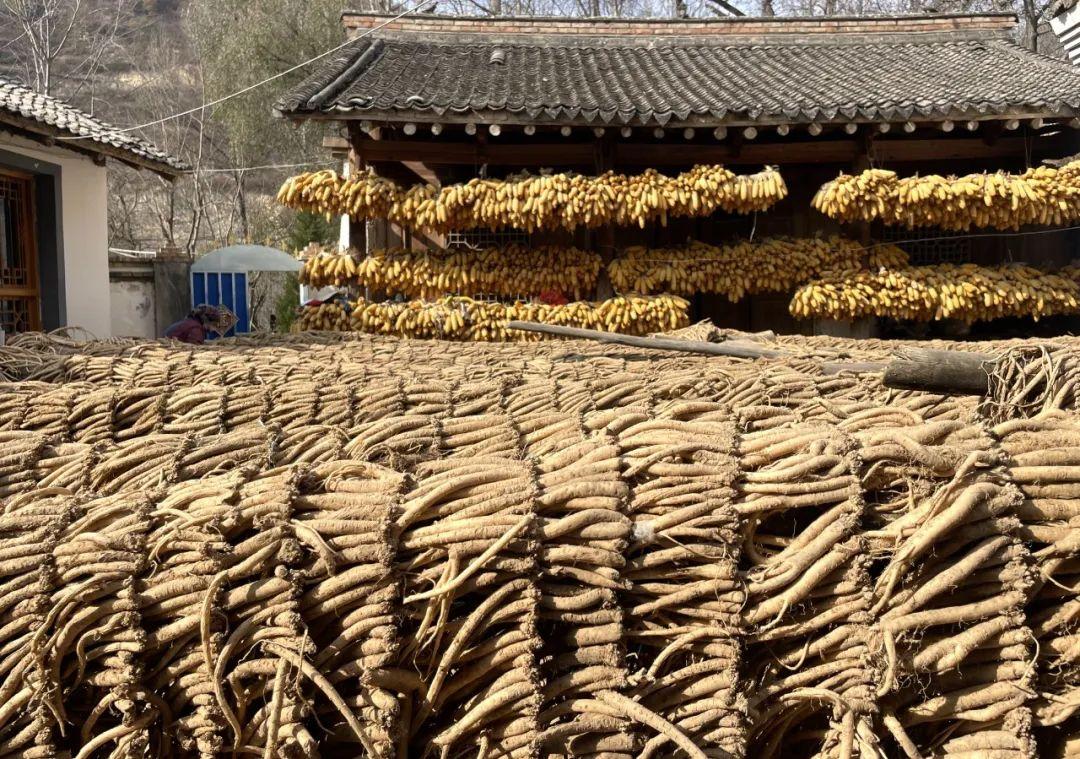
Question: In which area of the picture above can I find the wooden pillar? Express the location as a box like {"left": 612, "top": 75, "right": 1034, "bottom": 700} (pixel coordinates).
{"left": 594, "top": 133, "right": 617, "bottom": 301}
{"left": 853, "top": 132, "right": 873, "bottom": 249}
{"left": 844, "top": 130, "right": 878, "bottom": 339}
{"left": 347, "top": 123, "right": 373, "bottom": 254}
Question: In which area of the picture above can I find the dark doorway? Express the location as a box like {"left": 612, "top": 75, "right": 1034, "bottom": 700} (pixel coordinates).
{"left": 0, "top": 169, "right": 41, "bottom": 332}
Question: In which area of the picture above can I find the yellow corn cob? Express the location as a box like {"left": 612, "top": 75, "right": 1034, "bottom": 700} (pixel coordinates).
{"left": 279, "top": 165, "right": 787, "bottom": 232}
{"left": 790, "top": 263, "right": 1080, "bottom": 323}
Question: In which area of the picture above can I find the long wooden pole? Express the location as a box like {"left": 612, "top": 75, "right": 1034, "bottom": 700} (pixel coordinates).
{"left": 504, "top": 321, "right": 787, "bottom": 360}
{"left": 508, "top": 322, "right": 1002, "bottom": 396}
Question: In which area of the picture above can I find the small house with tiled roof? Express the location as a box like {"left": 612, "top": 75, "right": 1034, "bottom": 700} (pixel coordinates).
{"left": 277, "top": 10, "right": 1080, "bottom": 336}
{"left": 0, "top": 76, "right": 183, "bottom": 336}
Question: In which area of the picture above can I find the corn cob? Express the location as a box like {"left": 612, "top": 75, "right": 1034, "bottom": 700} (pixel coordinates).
{"left": 790, "top": 263, "right": 1080, "bottom": 322}
{"left": 814, "top": 162, "right": 1080, "bottom": 230}
{"left": 279, "top": 164, "right": 787, "bottom": 232}
{"left": 347, "top": 246, "right": 601, "bottom": 299}
{"left": 609, "top": 236, "right": 908, "bottom": 297}
{"left": 296, "top": 303, "right": 350, "bottom": 332}
{"left": 293, "top": 294, "right": 690, "bottom": 340}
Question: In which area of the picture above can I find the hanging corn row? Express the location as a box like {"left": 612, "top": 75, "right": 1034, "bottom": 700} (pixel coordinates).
{"left": 790, "top": 263, "right": 1080, "bottom": 322}
{"left": 1, "top": 332, "right": 1079, "bottom": 756}
{"left": 278, "top": 164, "right": 787, "bottom": 232}
{"left": 301, "top": 237, "right": 908, "bottom": 302}
{"left": 345, "top": 294, "right": 691, "bottom": 340}
{"left": 609, "top": 235, "right": 909, "bottom": 297}
{"left": 301, "top": 245, "right": 602, "bottom": 299}
{"left": 813, "top": 162, "right": 1080, "bottom": 230}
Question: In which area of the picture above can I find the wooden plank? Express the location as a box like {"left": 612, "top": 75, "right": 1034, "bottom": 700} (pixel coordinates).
{"left": 401, "top": 161, "right": 441, "bottom": 187}
{"left": 875, "top": 137, "right": 1035, "bottom": 162}
{"left": 618, "top": 141, "right": 857, "bottom": 165}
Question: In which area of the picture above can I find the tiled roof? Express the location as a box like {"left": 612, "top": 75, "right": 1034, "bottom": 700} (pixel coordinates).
{"left": 1051, "top": 0, "right": 1077, "bottom": 19}
{"left": 276, "top": 13, "right": 1080, "bottom": 127}
{"left": 0, "top": 76, "right": 185, "bottom": 174}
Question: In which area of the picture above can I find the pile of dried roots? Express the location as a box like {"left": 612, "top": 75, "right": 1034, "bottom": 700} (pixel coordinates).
{"left": 0, "top": 331, "right": 1073, "bottom": 757}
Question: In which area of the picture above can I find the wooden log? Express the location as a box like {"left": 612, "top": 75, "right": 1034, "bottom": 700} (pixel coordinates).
{"left": 883, "top": 349, "right": 996, "bottom": 395}
{"left": 505, "top": 321, "right": 786, "bottom": 360}
{"left": 508, "top": 322, "right": 1000, "bottom": 397}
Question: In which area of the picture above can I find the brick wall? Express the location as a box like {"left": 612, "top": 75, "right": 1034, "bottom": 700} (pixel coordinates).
{"left": 342, "top": 11, "right": 1017, "bottom": 38}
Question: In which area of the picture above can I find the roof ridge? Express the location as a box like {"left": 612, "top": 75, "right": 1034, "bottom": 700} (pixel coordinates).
{"left": 341, "top": 10, "right": 1018, "bottom": 37}
{"left": 342, "top": 9, "right": 1017, "bottom": 21}
{"left": 367, "top": 31, "right": 1004, "bottom": 47}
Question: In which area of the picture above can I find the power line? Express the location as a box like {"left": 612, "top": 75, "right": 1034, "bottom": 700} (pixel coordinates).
{"left": 182, "top": 160, "right": 335, "bottom": 175}
{"left": 58, "top": 0, "right": 436, "bottom": 142}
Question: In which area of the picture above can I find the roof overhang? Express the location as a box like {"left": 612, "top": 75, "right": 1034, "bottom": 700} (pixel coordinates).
{"left": 0, "top": 110, "right": 183, "bottom": 180}
{"left": 281, "top": 107, "right": 1080, "bottom": 131}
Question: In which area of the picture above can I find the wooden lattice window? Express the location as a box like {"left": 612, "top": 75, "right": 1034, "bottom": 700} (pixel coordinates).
{"left": 882, "top": 226, "right": 973, "bottom": 266}
{"left": 446, "top": 229, "right": 531, "bottom": 249}
{"left": 0, "top": 170, "right": 40, "bottom": 333}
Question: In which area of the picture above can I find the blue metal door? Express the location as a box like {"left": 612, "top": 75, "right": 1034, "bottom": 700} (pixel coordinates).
{"left": 191, "top": 271, "right": 250, "bottom": 337}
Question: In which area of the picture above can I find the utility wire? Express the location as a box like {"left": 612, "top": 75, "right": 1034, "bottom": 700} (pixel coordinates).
{"left": 183, "top": 160, "right": 335, "bottom": 175}
{"left": 58, "top": 0, "right": 436, "bottom": 142}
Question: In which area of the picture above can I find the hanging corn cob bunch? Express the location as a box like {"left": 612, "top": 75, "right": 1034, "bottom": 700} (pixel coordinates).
{"left": 340, "top": 294, "right": 690, "bottom": 340}
{"left": 302, "top": 239, "right": 911, "bottom": 301}
{"left": 790, "top": 263, "right": 1080, "bottom": 322}
{"left": 813, "top": 162, "right": 1080, "bottom": 230}
{"left": 278, "top": 164, "right": 787, "bottom": 232}
{"left": 297, "top": 302, "right": 350, "bottom": 331}
{"left": 609, "top": 235, "right": 909, "bottom": 297}
{"left": 299, "top": 248, "right": 358, "bottom": 288}
{"left": 339, "top": 245, "right": 601, "bottom": 299}
{"left": 279, "top": 168, "right": 401, "bottom": 221}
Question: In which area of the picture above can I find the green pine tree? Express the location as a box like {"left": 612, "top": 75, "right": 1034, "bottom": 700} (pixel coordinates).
{"left": 286, "top": 211, "right": 335, "bottom": 254}
{"left": 275, "top": 273, "right": 301, "bottom": 333}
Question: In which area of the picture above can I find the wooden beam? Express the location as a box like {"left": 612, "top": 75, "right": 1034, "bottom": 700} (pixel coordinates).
{"left": 353, "top": 138, "right": 592, "bottom": 166}
{"left": 401, "top": 160, "right": 440, "bottom": 186}
{"left": 346, "top": 134, "right": 1062, "bottom": 169}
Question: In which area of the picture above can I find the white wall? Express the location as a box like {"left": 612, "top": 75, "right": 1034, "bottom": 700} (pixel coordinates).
{"left": 110, "top": 279, "right": 155, "bottom": 338}
{"left": 0, "top": 136, "right": 111, "bottom": 337}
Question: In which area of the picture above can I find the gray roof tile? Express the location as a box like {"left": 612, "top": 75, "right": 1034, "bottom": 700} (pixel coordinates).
{"left": 0, "top": 76, "right": 185, "bottom": 174}
{"left": 276, "top": 24, "right": 1080, "bottom": 126}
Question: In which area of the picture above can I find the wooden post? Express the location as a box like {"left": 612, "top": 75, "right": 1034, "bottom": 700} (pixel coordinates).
{"left": 346, "top": 123, "right": 368, "bottom": 254}
{"left": 853, "top": 133, "right": 873, "bottom": 249}
{"left": 594, "top": 133, "right": 617, "bottom": 300}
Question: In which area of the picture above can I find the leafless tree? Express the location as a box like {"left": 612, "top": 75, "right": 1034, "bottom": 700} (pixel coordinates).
{"left": 0, "top": 0, "right": 136, "bottom": 99}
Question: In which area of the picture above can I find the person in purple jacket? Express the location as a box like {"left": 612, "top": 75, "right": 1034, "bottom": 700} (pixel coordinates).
{"left": 164, "top": 305, "right": 221, "bottom": 344}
